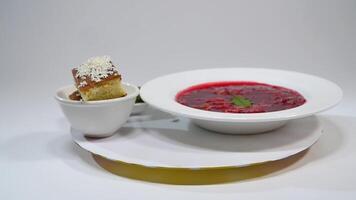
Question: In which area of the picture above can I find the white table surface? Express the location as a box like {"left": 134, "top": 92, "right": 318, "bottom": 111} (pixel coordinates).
{"left": 1, "top": 0, "right": 356, "bottom": 199}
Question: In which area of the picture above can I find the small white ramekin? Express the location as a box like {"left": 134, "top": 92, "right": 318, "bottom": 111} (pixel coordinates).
{"left": 55, "top": 83, "right": 139, "bottom": 137}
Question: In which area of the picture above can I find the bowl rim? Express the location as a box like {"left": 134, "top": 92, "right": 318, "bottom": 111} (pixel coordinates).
{"left": 55, "top": 82, "right": 139, "bottom": 106}
{"left": 140, "top": 68, "right": 343, "bottom": 122}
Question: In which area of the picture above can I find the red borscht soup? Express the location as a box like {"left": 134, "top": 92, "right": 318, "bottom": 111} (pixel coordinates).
{"left": 176, "top": 81, "right": 306, "bottom": 113}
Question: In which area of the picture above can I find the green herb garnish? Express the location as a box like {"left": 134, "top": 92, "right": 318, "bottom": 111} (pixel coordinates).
{"left": 135, "top": 94, "right": 144, "bottom": 103}
{"left": 135, "top": 87, "right": 145, "bottom": 103}
{"left": 231, "top": 96, "right": 252, "bottom": 108}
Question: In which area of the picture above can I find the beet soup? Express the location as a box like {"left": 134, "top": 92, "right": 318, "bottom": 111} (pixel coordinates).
{"left": 176, "top": 81, "right": 306, "bottom": 113}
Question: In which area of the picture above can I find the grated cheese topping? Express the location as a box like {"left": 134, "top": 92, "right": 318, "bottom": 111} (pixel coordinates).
{"left": 79, "top": 80, "right": 88, "bottom": 87}
{"left": 75, "top": 56, "right": 118, "bottom": 83}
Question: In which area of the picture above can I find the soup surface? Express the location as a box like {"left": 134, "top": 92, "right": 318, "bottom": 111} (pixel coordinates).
{"left": 176, "top": 81, "right": 306, "bottom": 113}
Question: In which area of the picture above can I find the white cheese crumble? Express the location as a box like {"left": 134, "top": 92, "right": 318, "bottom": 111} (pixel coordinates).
{"left": 75, "top": 56, "right": 117, "bottom": 82}
{"left": 79, "top": 80, "right": 87, "bottom": 88}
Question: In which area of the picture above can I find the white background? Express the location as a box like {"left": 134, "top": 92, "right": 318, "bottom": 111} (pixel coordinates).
{"left": 1, "top": 0, "right": 356, "bottom": 199}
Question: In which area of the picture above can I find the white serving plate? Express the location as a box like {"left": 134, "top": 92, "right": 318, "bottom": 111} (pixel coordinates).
{"left": 72, "top": 109, "right": 323, "bottom": 169}
{"left": 140, "top": 68, "right": 342, "bottom": 134}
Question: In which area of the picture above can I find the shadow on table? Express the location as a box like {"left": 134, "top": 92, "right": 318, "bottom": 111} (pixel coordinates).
{"left": 0, "top": 118, "right": 109, "bottom": 178}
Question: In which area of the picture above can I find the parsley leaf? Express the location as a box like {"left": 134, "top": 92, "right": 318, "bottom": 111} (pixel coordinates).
{"left": 231, "top": 96, "right": 252, "bottom": 108}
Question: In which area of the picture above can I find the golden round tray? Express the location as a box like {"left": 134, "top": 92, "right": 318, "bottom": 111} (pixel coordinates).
{"left": 91, "top": 149, "right": 308, "bottom": 185}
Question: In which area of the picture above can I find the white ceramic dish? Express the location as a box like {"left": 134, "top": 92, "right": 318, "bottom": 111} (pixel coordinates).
{"left": 55, "top": 83, "right": 139, "bottom": 137}
{"left": 72, "top": 109, "right": 323, "bottom": 169}
{"left": 140, "top": 68, "right": 342, "bottom": 134}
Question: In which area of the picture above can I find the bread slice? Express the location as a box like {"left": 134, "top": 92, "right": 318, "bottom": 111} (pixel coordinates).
{"left": 72, "top": 56, "right": 126, "bottom": 101}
